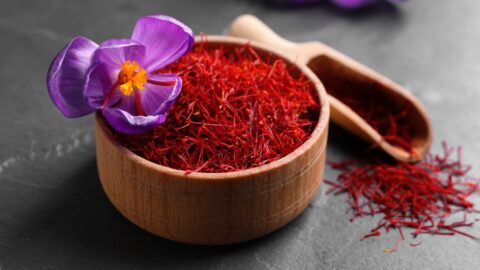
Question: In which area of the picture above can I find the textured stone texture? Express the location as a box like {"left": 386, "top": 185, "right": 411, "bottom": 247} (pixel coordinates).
{"left": 0, "top": 0, "right": 479, "bottom": 269}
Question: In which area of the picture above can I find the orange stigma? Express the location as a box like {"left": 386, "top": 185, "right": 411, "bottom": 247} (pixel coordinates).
{"left": 117, "top": 61, "right": 147, "bottom": 96}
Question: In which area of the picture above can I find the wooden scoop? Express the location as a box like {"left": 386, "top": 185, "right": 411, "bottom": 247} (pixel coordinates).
{"left": 229, "top": 14, "right": 432, "bottom": 162}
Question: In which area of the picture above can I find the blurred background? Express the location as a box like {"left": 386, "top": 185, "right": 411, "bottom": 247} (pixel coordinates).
{"left": 0, "top": 0, "right": 479, "bottom": 269}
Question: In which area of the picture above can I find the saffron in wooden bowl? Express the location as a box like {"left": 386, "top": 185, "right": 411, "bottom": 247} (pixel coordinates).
{"left": 95, "top": 36, "right": 329, "bottom": 245}
{"left": 113, "top": 39, "right": 321, "bottom": 173}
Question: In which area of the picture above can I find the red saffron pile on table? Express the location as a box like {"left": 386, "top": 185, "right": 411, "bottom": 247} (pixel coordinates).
{"left": 114, "top": 42, "right": 320, "bottom": 173}
{"left": 325, "top": 142, "right": 480, "bottom": 252}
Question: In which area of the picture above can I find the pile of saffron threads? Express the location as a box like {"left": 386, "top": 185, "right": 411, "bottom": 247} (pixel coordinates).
{"left": 114, "top": 42, "right": 320, "bottom": 173}
{"left": 325, "top": 142, "right": 480, "bottom": 252}
{"left": 327, "top": 87, "right": 414, "bottom": 153}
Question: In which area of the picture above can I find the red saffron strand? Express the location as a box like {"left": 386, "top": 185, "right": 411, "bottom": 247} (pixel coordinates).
{"left": 325, "top": 142, "right": 480, "bottom": 251}
{"left": 360, "top": 231, "right": 381, "bottom": 240}
{"left": 114, "top": 41, "right": 320, "bottom": 173}
{"left": 101, "top": 82, "right": 120, "bottom": 109}
{"left": 146, "top": 79, "right": 177, "bottom": 86}
{"left": 133, "top": 90, "right": 145, "bottom": 116}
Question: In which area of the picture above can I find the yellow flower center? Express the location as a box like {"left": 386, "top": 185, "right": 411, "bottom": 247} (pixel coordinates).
{"left": 117, "top": 61, "right": 148, "bottom": 96}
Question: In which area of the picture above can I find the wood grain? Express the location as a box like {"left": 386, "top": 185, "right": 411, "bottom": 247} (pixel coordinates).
{"left": 95, "top": 36, "right": 330, "bottom": 245}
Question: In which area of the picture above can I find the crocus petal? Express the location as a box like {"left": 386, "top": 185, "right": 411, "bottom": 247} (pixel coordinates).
{"left": 102, "top": 107, "right": 167, "bottom": 135}
{"left": 330, "top": 0, "right": 377, "bottom": 8}
{"left": 131, "top": 15, "right": 194, "bottom": 72}
{"left": 141, "top": 74, "right": 182, "bottom": 115}
{"left": 93, "top": 39, "right": 146, "bottom": 73}
{"left": 113, "top": 91, "right": 137, "bottom": 115}
{"left": 47, "top": 36, "right": 98, "bottom": 117}
{"left": 83, "top": 63, "right": 120, "bottom": 109}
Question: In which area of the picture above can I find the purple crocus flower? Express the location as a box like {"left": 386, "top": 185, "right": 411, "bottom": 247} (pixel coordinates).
{"left": 331, "top": 0, "right": 404, "bottom": 8}
{"left": 47, "top": 15, "right": 194, "bottom": 134}
{"left": 268, "top": 0, "right": 405, "bottom": 8}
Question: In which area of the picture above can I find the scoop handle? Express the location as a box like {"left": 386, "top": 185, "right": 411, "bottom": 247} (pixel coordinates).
{"left": 229, "top": 14, "right": 325, "bottom": 65}
{"left": 229, "top": 14, "right": 297, "bottom": 50}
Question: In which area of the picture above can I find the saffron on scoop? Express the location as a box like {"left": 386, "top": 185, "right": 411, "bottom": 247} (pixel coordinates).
{"left": 326, "top": 83, "right": 415, "bottom": 153}
{"left": 114, "top": 41, "right": 321, "bottom": 173}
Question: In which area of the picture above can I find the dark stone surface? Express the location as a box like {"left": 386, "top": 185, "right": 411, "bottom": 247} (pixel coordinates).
{"left": 0, "top": 0, "right": 479, "bottom": 269}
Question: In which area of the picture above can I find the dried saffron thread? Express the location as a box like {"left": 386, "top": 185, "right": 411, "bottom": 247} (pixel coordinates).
{"left": 114, "top": 40, "right": 320, "bottom": 173}
{"left": 325, "top": 142, "right": 480, "bottom": 252}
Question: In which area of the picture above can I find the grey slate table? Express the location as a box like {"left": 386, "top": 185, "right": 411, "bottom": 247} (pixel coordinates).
{"left": 1, "top": 0, "right": 479, "bottom": 269}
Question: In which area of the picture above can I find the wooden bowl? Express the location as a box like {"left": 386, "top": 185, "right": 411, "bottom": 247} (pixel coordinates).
{"left": 95, "top": 36, "right": 330, "bottom": 245}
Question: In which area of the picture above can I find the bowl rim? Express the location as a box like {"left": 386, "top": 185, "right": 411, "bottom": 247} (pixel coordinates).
{"left": 96, "top": 35, "right": 330, "bottom": 181}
